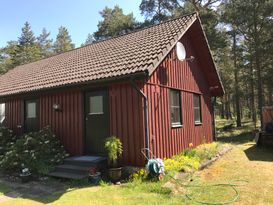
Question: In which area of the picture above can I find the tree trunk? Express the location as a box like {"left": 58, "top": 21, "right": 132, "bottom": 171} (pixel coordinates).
{"left": 233, "top": 31, "right": 241, "bottom": 127}
{"left": 268, "top": 84, "right": 273, "bottom": 105}
{"left": 221, "top": 97, "right": 225, "bottom": 118}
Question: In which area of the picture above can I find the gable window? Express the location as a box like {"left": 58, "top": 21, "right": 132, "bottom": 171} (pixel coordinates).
{"left": 193, "top": 94, "right": 202, "bottom": 124}
{"left": 170, "top": 89, "right": 182, "bottom": 127}
{"left": 0, "top": 103, "right": 5, "bottom": 124}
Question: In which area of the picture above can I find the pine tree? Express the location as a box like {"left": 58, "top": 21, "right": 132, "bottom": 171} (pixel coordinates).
{"left": 18, "top": 22, "right": 36, "bottom": 45}
{"left": 93, "top": 6, "right": 137, "bottom": 40}
{"left": 139, "top": 0, "right": 173, "bottom": 23}
{"left": 54, "top": 26, "right": 74, "bottom": 54}
{"left": 84, "top": 33, "right": 95, "bottom": 45}
{"left": 37, "top": 28, "right": 53, "bottom": 58}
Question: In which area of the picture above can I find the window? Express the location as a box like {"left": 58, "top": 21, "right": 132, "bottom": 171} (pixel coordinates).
{"left": 193, "top": 94, "right": 202, "bottom": 124}
{"left": 27, "top": 102, "right": 37, "bottom": 118}
{"left": 90, "top": 96, "right": 103, "bottom": 114}
{"left": 0, "top": 103, "right": 5, "bottom": 124}
{"left": 170, "top": 89, "right": 182, "bottom": 127}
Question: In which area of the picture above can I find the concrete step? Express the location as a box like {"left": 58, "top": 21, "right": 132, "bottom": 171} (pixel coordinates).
{"left": 48, "top": 156, "right": 107, "bottom": 180}
{"left": 55, "top": 164, "right": 91, "bottom": 175}
{"left": 48, "top": 171, "right": 88, "bottom": 180}
{"left": 64, "top": 156, "right": 107, "bottom": 167}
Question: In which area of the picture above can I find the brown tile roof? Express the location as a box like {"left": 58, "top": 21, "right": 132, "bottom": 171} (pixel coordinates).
{"left": 0, "top": 13, "right": 198, "bottom": 97}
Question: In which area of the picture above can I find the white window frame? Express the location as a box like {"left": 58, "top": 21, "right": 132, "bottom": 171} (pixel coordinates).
{"left": 193, "top": 94, "right": 202, "bottom": 125}
{"left": 0, "top": 103, "right": 5, "bottom": 124}
{"left": 170, "top": 89, "right": 182, "bottom": 127}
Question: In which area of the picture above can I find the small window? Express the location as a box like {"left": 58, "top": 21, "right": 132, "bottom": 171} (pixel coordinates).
{"left": 0, "top": 103, "right": 5, "bottom": 124}
{"left": 27, "top": 102, "right": 37, "bottom": 118}
{"left": 170, "top": 89, "right": 182, "bottom": 127}
{"left": 90, "top": 96, "right": 103, "bottom": 114}
{"left": 193, "top": 94, "right": 202, "bottom": 124}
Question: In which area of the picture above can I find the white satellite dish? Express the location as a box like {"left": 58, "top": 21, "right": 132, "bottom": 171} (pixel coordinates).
{"left": 176, "top": 42, "right": 186, "bottom": 61}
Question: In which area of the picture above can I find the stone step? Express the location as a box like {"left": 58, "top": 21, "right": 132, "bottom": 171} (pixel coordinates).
{"left": 55, "top": 164, "right": 91, "bottom": 175}
{"left": 48, "top": 171, "right": 88, "bottom": 180}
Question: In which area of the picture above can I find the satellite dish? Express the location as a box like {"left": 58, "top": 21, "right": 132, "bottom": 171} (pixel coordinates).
{"left": 176, "top": 42, "right": 186, "bottom": 61}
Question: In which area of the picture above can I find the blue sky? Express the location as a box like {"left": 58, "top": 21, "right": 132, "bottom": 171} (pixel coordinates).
{"left": 0, "top": 0, "right": 144, "bottom": 47}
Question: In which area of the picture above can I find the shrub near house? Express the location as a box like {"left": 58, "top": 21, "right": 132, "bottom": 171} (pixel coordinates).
{"left": 0, "top": 126, "right": 68, "bottom": 175}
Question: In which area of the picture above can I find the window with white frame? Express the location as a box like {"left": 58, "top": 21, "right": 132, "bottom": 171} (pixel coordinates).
{"left": 170, "top": 89, "right": 182, "bottom": 127}
{"left": 0, "top": 103, "right": 5, "bottom": 124}
{"left": 193, "top": 94, "right": 202, "bottom": 124}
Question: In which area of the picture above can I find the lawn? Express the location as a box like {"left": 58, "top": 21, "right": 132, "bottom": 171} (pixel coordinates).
{"left": 0, "top": 119, "right": 272, "bottom": 204}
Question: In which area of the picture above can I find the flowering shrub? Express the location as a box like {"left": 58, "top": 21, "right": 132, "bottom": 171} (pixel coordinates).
{"left": 164, "top": 142, "right": 221, "bottom": 173}
{"left": 164, "top": 155, "right": 200, "bottom": 172}
{"left": 0, "top": 126, "right": 69, "bottom": 174}
{"left": 129, "top": 168, "right": 147, "bottom": 181}
{"left": 0, "top": 127, "right": 17, "bottom": 153}
{"left": 195, "top": 142, "right": 219, "bottom": 162}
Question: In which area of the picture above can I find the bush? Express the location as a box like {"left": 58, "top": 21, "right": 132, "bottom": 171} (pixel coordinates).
{"left": 195, "top": 142, "right": 219, "bottom": 162}
{"left": 0, "top": 126, "right": 69, "bottom": 175}
{"left": 164, "top": 142, "right": 222, "bottom": 173}
{"left": 164, "top": 155, "right": 200, "bottom": 173}
{"left": 0, "top": 127, "right": 17, "bottom": 153}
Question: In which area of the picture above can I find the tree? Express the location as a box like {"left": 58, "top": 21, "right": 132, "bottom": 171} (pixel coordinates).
{"left": 18, "top": 22, "right": 36, "bottom": 45}
{"left": 37, "top": 28, "right": 53, "bottom": 58}
{"left": 54, "top": 26, "right": 74, "bottom": 54}
{"left": 93, "top": 6, "right": 137, "bottom": 40}
{"left": 222, "top": 0, "right": 273, "bottom": 126}
{"left": 139, "top": 0, "right": 173, "bottom": 23}
{"left": 83, "top": 33, "right": 95, "bottom": 45}
{"left": 14, "top": 22, "right": 41, "bottom": 65}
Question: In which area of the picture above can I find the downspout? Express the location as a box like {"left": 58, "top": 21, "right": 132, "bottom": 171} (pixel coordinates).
{"left": 130, "top": 80, "right": 150, "bottom": 159}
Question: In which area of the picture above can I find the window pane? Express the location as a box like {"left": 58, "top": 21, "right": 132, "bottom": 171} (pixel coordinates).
{"left": 193, "top": 94, "right": 202, "bottom": 123}
{"left": 0, "top": 103, "right": 5, "bottom": 123}
{"left": 27, "top": 102, "right": 36, "bottom": 118}
{"left": 171, "top": 107, "right": 181, "bottom": 124}
{"left": 193, "top": 94, "right": 200, "bottom": 108}
{"left": 170, "top": 90, "right": 182, "bottom": 126}
{"left": 194, "top": 108, "right": 200, "bottom": 123}
{"left": 90, "top": 96, "right": 103, "bottom": 114}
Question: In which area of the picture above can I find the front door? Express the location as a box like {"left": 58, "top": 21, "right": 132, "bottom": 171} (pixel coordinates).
{"left": 85, "top": 90, "right": 109, "bottom": 154}
{"left": 24, "top": 99, "right": 39, "bottom": 133}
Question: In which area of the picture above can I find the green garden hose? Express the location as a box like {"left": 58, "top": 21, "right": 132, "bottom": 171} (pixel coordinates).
{"left": 169, "top": 175, "right": 248, "bottom": 205}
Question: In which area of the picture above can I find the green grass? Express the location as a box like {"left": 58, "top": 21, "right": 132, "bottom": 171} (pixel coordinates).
{"left": 0, "top": 119, "right": 272, "bottom": 204}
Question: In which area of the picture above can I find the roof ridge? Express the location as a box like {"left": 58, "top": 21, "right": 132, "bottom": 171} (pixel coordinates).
{"left": 3, "top": 12, "right": 198, "bottom": 72}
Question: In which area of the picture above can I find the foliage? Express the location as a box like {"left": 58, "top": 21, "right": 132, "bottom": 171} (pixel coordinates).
{"left": 93, "top": 6, "right": 137, "bottom": 41}
{"left": 0, "top": 127, "right": 16, "bottom": 150}
{"left": 104, "top": 136, "right": 123, "bottom": 167}
{"left": 54, "top": 26, "right": 74, "bottom": 53}
{"left": 195, "top": 142, "right": 219, "bottom": 162}
{"left": 37, "top": 28, "right": 53, "bottom": 58}
{"left": 129, "top": 168, "right": 147, "bottom": 181}
{"left": 0, "top": 22, "right": 69, "bottom": 74}
{"left": 164, "top": 142, "right": 223, "bottom": 172}
{"left": 164, "top": 155, "right": 200, "bottom": 172}
{"left": 0, "top": 126, "right": 69, "bottom": 174}
{"left": 139, "top": 0, "right": 173, "bottom": 23}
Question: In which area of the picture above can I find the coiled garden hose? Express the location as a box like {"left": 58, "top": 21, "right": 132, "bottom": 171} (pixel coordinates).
{"left": 169, "top": 175, "right": 248, "bottom": 205}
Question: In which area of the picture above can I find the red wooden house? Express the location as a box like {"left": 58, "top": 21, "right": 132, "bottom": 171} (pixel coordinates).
{"left": 0, "top": 13, "right": 224, "bottom": 166}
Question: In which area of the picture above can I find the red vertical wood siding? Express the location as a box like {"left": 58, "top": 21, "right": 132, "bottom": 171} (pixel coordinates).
{"left": 39, "top": 89, "right": 83, "bottom": 155}
{"left": 4, "top": 99, "right": 23, "bottom": 136}
{"left": 145, "top": 32, "right": 213, "bottom": 159}
{"left": 109, "top": 83, "right": 145, "bottom": 166}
